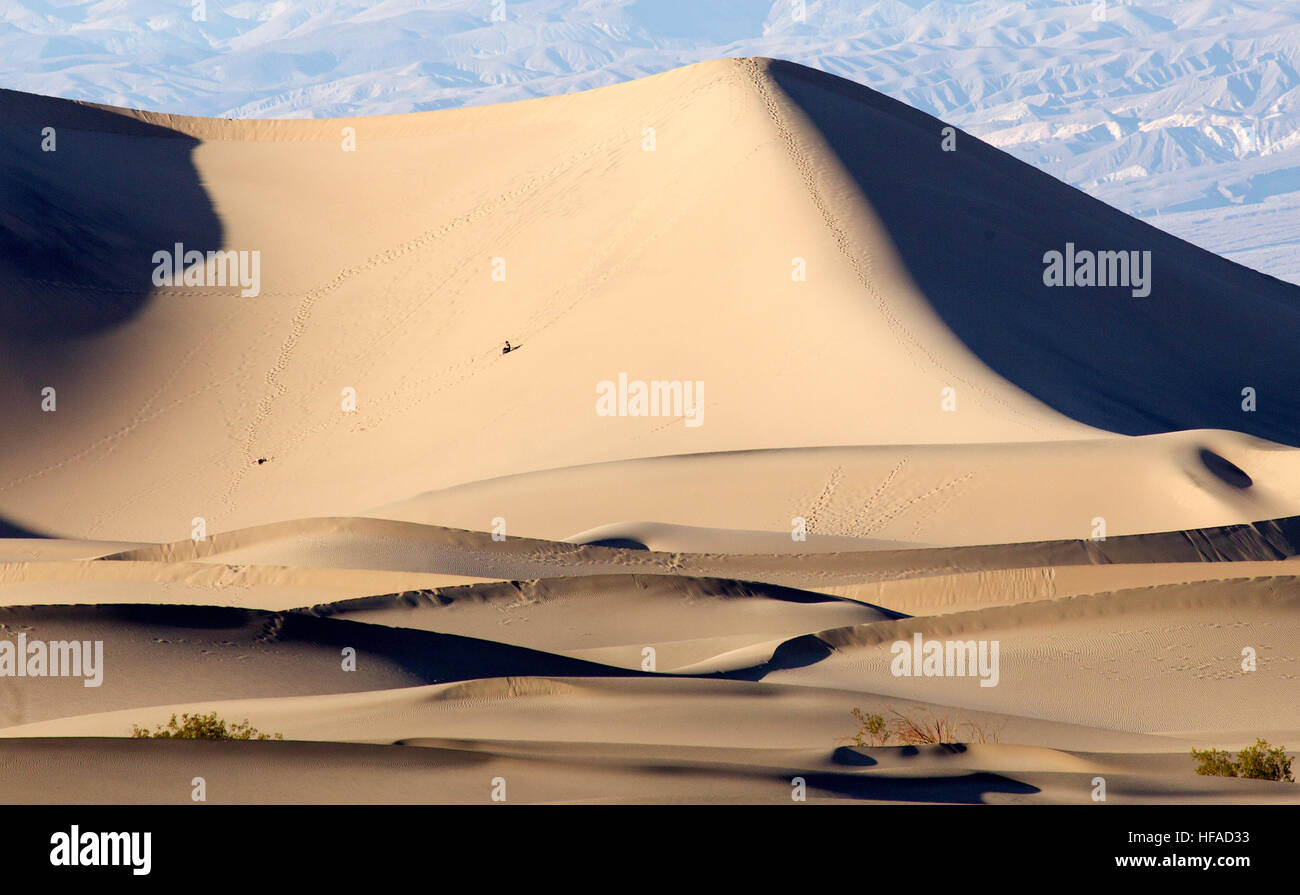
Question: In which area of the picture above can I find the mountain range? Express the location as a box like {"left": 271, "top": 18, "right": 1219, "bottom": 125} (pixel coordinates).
{"left": 3, "top": 0, "right": 1299, "bottom": 281}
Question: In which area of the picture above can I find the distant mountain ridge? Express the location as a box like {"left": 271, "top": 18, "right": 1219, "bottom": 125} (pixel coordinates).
{"left": 3, "top": 0, "right": 1299, "bottom": 281}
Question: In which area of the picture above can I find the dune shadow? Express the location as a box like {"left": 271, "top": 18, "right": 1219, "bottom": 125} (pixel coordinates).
{"left": 1199, "top": 448, "right": 1253, "bottom": 488}
{"left": 582, "top": 538, "right": 650, "bottom": 551}
{"left": 0, "top": 89, "right": 223, "bottom": 341}
{"left": 740, "top": 580, "right": 907, "bottom": 616}
{"left": 0, "top": 603, "right": 656, "bottom": 727}
{"left": 765, "top": 61, "right": 1300, "bottom": 446}
{"left": 273, "top": 612, "right": 650, "bottom": 684}
{"left": 716, "top": 633, "right": 834, "bottom": 682}
{"left": 803, "top": 770, "right": 1040, "bottom": 804}
{"left": 103, "top": 603, "right": 260, "bottom": 630}
{"left": 0, "top": 91, "right": 223, "bottom": 528}
{"left": 831, "top": 746, "right": 878, "bottom": 766}
{"left": 0, "top": 515, "right": 49, "bottom": 538}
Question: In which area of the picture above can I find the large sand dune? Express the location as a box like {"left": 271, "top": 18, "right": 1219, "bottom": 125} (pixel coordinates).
{"left": 1, "top": 58, "right": 1297, "bottom": 803}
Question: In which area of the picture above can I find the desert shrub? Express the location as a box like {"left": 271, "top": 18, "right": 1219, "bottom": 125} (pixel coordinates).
{"left": 847, "top": 707, "right": 1003, "bottom": 747}
{"left": 849, "top": 708, "right": 889, "bottom": 746}
{"left": 1236, "top": 740, "right": 1294, "bottom": 782}
{"left": 887, "top": 709, "right": 961, "bottom": 745}
{"left": 1192, "top": 740, "right": 1293, "bottom": 782}
{"left": 131, "top": 712, "right": 283, "bottom": 741}
{"left": 961, "top": 717, "right": 1005, "bottom": 745}
{"left": 1191, "top": 747, "right": 1238, "bottom": 778}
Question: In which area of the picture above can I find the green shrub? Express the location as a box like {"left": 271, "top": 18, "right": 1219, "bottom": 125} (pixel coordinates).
{"left": 1236, "top": 739, "right": 1294, "bottom": 782}
{"left": 1191, "top": 747, "right": 1237, "bottom": 777}
{"left": 131, "top": 712, "right": 282, "bottom": 741}
{"left": 1192, "top": 740, "right": 1293, "bottom": 782}
{"left": 849, "top": 708, "right": 888, "bottom": 746}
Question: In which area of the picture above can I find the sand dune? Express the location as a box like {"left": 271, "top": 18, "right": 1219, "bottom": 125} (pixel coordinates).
{"left": 823, "top": 558, "right": 1300, "bottom": 616}
{"left": 373, "top": 430, "right": 1300, "bottom": 547}
{"left": 0, "top": 675, "right": 1201, "bottom": 754}
{"left": 9, "top": 736, "right": 1293, "bottom": 804}
{"left": 92, "top": 511, "right": 1300, "bottom": 581}
{"left": 9, "top": 57, "right": 1300, "bottom": 543}
{"left": 778, "top": 577, "right": 1300, "bottom": 736}
{"left": 2, "top": 57, "right": 1299, "bottom": 803}
{"left": 0, "top": 558, "right": 488, "bottom": 610}
{"left": 303, "top": 574, "right": 892, "bottom": 671}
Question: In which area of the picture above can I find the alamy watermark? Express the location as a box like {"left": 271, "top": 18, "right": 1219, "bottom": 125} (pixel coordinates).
{"left": 1042, "top": 243, "right": 1151, "bottom": 297}
{"left": 0, "top": 635, "right": 104, "bottom": 687}
{"left": 890, "top": 633, "right": 999, "bottom": 687}
{"left": 50, "top": 826, "right": 150, "bottom": 875}
{"left": 595, "top": 373, "right": 704, "bottom": 427}
{"left": 152, "top": 243, "right": 261, "bottom": 297}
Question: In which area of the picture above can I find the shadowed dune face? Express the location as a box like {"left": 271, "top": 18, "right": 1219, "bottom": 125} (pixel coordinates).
{"left": 0, "top": 516, "right": 46, "bottom": 538}
{"left": 0, "top": 90, "right": 222, "bottom": 341}
{"left": 1199, "top": 448, "right": 1253, "bottom": 489}
{"left": 0, "top": 92, "right": 222, "bottom": 512}
{"left": 763, "top": 60, "right": 1300, "bottom": 446}
{"left": 0, "top": 603, "right": 643, "bottom": 727}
